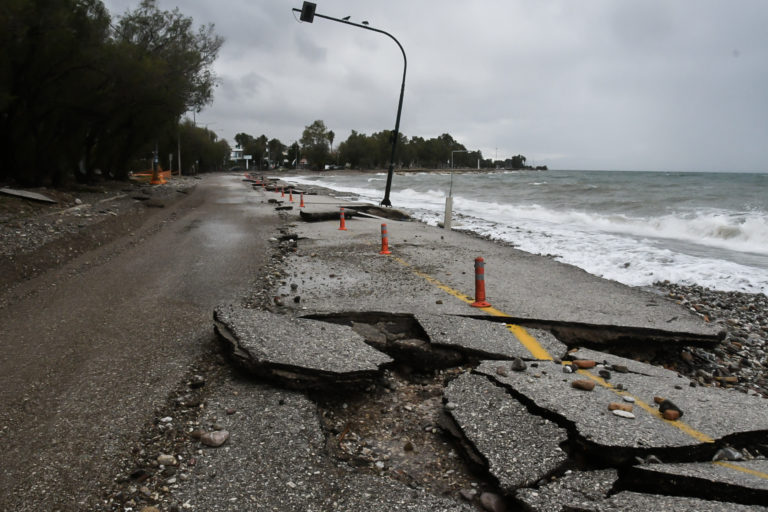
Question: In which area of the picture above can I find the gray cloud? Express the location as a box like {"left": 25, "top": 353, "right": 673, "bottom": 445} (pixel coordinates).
{"left": 103, "top": 0, "right": 768, "bottom": 171}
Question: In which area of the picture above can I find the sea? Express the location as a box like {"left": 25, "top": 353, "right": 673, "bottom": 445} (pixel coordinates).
{"left": 281, "top": 170, "right": 768, "bottom": 296}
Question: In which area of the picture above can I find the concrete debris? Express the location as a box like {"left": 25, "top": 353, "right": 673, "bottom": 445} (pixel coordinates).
{"left": 213, "top": 305, "right": 392, "bottom": 388}
{"left": 443, "top": 373, "right": 568, "bottom": 491}
{"left": 0, "top": 187, "right": 58, "bottom": 203}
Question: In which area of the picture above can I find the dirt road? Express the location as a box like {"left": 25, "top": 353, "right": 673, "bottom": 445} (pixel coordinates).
{"left": 0, "top": 174, "right": 278, "bottom": 511}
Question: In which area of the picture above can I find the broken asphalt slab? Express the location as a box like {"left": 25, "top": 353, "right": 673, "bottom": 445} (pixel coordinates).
{"left": 213, "top": 305, "right": 393, "bottom": 388}
{"left": 274, "top": 206, "right": 722, "bottom": 347}
{"left": 442, "top": 372, "right": 569, "bottom": 491}
{"left": 625, "top": 460, "right": 768, "bottom": 506}
{"left": 474, "top": 356, "right": 768, "bottom": 457}
{"left": 515, "top": 468, "right": 768, "bottom": 511}
{"left": 415, "top": 314, "right": 566, "bottom": 361}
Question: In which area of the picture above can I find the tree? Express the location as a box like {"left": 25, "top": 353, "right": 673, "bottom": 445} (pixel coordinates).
{"left": 268, "top": 138, "right": 286, "bottom": 166}
{"left": 509, "top": 154, "right": 527, "bottom": 169}
{"left": 300, "top": 120, "right": 331, "bottom": 170}
{"left": 0, "top": 0, "right": 224, "bottom": 185}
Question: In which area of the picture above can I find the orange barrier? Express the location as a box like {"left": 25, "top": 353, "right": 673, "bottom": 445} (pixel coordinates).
{"left": 339, "top": 207, "right": 347, "bottom": 231}
{"left": 379, "top": 223, "right": 391, "bottom": 254}
{"left": 300, "top": 193, "right": 305, "bottom": 208}
{"left": 470, "top": 257, "right": 491, "bottom": 307}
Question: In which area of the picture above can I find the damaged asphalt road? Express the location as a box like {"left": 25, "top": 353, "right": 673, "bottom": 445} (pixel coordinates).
{"left": 5, "top": 174, "right": 765, "bottom": 511}
{"left": 160, "top": 179, "right": 767, "bottom": 511}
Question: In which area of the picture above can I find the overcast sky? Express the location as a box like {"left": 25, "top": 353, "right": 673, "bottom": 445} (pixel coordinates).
{"left": 102, "top": 0, "right": 768, "bottom": 172}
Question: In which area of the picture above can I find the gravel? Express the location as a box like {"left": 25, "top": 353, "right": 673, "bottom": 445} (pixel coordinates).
{"left": 653, "top": 281, "right": 768, "bottom": 398}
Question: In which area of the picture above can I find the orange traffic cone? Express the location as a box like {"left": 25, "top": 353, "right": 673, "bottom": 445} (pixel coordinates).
{"left": 470, "top": 257, "right": 491, "bottom": 308}
{"left": 300, "top": 193, "right": 305, "bottom": 208}
{"left": 281, "top": 187, "right": 285, "bottom": 198}
{"left": 379, "top": 223, "right": 391, "bottom": 254}
{"left": 339, "top": 207, "right": 347, "bottom": 231}
{"left": 289, "top": 189, "right": 294, "bottom": 203}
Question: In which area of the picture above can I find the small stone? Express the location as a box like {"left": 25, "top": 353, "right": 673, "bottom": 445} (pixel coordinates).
{"left": 662, "top": 409, "right": 681, "bottom": 421}
{"left": 460, "top": 488, "right": 478, "bottom": 501}
{"left": 608, "top": 402, "right": 633, "bottom": 412}
{"left": 160, "top": 416, "right": 173, "bottom": 423}
{"left": 495, "top": 366, "right": 509, "bottom": 377}
{"left": 562, "top": 365, "right": 574, "bottom": 374}
{"left": 681, "top": 350, "right": 694, "bottom": 363}
{"left": 403, "top": 441, "right": 414, "bottom": 452}
{"left": 615, "top": 383, "right": 626, "bottom": 390}
{"left": 157, "top": 454, "right": 177, "bottom": 466}
{"left": 612, "top": 364, "right": 629, "bottom": 373}
{"left": 572, "top": 359, "right": 596, "bottom": 369}
{"left": 189, "top": 375, "right": 205, "bottom": 389}
{"left": 645, "top": 455, "right": 663, "bottom": 464}
{"left": 658, "top": 399, "right": 683, "bottom": 418}
{"left": 713, "top": 447, "right": 744, "bottom": 462}
{"left": 188, "top": 429, "right": 204, "bottom": 440}
{"left": 226, "top": 408, "right": 236, "bottom": 415}
{"left": 622, "top": 396, "right": 635, "bottom": 403}
{"left": 612, "top": 409, "right": 636, "bottom": 419}
{"left": 598, "top": 369, "right": 611, "bottom": 380}
{"left": 479, "top": 491, "right": 506, "bottom": 512}
{"left": 571, "top": 379, "right": 595, "bottom": 391}
{"left": 445, "top": 402, "right": 458, "bottom": 411}
{"left": 200, "top": 430, "right": 229, "bottom": 447}
{"left": 653, "top": 396, "right": 665, "bottom": 404}
{"left": 436, "top": 300, "right": 443, "bottom": 305}
{"left": 510, "top": 357, "right": 527, "bottom": 372}
{"left": 140, "top": 507, "right": 160, "bottom": 512}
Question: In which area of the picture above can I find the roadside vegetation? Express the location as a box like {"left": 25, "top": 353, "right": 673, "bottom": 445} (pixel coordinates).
{"left": 0, "top": 0, "right": 226, "bottom": 186}
{"left": 236, "top": 119, "right": 543, "bottom": 172}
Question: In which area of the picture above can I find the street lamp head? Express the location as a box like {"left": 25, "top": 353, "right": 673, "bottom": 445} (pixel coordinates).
{"left": 300, "top": 1, "right": 316, "bottom": 22}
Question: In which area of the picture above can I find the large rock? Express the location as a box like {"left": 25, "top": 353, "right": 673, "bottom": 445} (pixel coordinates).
{"left": 214, "top": 305, "right": 392, "bottom": 388}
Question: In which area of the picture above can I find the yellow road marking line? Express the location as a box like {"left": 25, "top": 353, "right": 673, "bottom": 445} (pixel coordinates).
{"left": 714, "top": 461, "right": 768, "bottom": 480}
{"left": 389, "top": 252, "right": 768, "bottom": 481}
{"left": 576, "top": 370, "right": 715, "bottom": 444}
{"left": 392, "top": 256, "right": 552, "bottom": 360}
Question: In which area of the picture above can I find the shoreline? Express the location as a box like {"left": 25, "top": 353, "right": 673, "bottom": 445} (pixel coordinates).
{"left": 274, "top": 173, "right": 768, "bottom": 399}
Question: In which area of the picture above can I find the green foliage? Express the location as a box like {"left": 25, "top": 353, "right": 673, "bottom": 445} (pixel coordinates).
{"left": 173, "top": 119, "right": 229, "bottom": 173}
{"left": 0, "top": 0, "right": 223, "bottom": 186}
{"left": 300, "top": 120, "right": 331, "bottom": 170}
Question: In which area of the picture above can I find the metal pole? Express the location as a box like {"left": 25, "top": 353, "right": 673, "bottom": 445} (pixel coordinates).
{"left": 293, "top": 6, "right": 406, "bottom": 206}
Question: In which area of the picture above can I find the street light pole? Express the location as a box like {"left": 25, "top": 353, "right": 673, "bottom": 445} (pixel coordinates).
{"left": 293, "top": 2, "right": 406, "bottom": 206}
